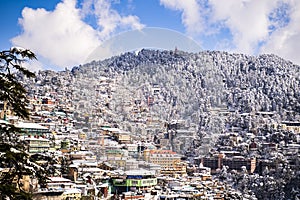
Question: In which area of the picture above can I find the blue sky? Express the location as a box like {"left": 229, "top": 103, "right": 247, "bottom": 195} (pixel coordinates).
{"left": 1, "top": 0, "right": 300, "bottom": 71}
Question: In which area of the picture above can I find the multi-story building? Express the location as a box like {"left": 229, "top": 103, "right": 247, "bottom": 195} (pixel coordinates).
{"left": 143, "top": 150, "right": 179, "bottom": 166}
{"left": 201, "top": 153, "right": 256, "bottom": 173}
{"left": 116, "top": 131, "right": 131, "bottom": 144}
{"left": 280, "top": 121, "right": 300, "bottom": 134}
{"left": 143, "top": 149, "right": 186, "bottom": 176}
{"left": 15, "top": 122, "right": 50, "bottom": 137}
{"left": 24, "top": 136, "right": 50, "bottom": 153}
{"left": 112, "top": 170, "right": 157, "bottom": 193}
{"left": 45, "top": 177, "right": 81, "bottom": 200}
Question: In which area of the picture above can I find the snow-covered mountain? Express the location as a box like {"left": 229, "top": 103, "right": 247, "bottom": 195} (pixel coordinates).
{"left": 26, "top": 49, "right": 300, "bottom": 149}
{"left": 75, "top": 50, "right": 299, "bottom": 121}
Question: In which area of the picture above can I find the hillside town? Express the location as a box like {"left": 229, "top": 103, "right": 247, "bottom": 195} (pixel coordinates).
{"left": 1, "top": 49, "right": 300, "bottom": 199}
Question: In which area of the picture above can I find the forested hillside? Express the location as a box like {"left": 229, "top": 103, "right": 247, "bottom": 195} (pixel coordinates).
{"left": 25, "top": 49, "right": 300, "bottom": 152}
{"left": 73, "top": 49, "right": 299, "bottom": 133}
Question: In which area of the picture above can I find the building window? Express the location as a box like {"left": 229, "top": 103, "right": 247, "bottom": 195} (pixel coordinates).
{"left": 132, "top": 180, "right": 138, "bottom": 185}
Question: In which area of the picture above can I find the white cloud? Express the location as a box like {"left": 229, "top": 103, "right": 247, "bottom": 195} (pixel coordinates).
{"left": 159, "top": 0, "right": 300, "bottom": 65}
{"left": 208, "top": 0, "right": 280, "bottom": 54}
{"left": 160, "top": 0, "right": 203, "bottom": 34}
{"left": 162, "top": 0, "right": 300, "bottom": 65}
{"left": 159, "top": 0, "right": 280, "bottom": 54}
{"left": 261, "top": 0, "right": 300, "bottom": 65}
{"left": 205, "top": 0, "right": 300, "bottom": 65}
{"left": 12, "top": 0, "right": 100, "bottom": 68}
{"left": 81, "top": 0, "right": 144, "bottom": 39}
{"left": 11, "top": 0, "right": 144, "bottom": 69}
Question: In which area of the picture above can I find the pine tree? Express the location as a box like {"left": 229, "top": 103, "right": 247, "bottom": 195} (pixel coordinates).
{"left": 0, "top": 47, "right": 47, "bottom": 199}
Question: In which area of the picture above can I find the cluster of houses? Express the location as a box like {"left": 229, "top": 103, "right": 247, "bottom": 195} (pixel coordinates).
{"left": 0, "top": 71, "right": 250, "bottom": 200}
{"left": 1, "top": 49, "right": 300, "bottom": 199}
{"left": 0, "top": 108, "right": 245, "bottom": 199}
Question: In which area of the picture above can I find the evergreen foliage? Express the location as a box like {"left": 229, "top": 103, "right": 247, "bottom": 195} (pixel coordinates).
{"left": 0, "top": 48, "right": 47, "bottom": 200}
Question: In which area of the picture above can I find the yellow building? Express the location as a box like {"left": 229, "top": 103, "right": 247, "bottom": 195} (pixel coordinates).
{"left": 274, "top": 121, "right": 300, "bottom": 134}
{"left": 62, "top": 189, "right": 81, "bottom": 200}
{"left": 143, "top": 149, "right": 186, "bottom": 176}
{"left": 116, "top": 132, "right": 131, "bottom": 144}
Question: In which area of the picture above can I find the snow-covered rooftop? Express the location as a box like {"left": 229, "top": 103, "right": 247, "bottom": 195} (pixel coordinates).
{"left": 15, "top": 122, "right": 49, "bottom": 130}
